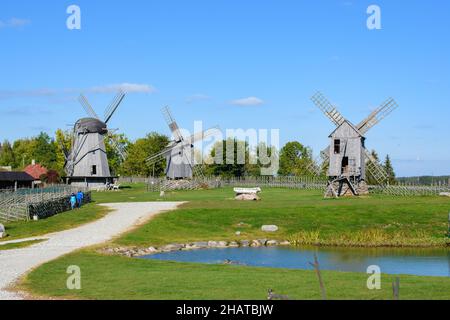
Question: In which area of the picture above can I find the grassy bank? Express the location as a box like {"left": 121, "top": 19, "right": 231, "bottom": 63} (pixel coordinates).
{"left": 19, "top": 184, "right": 450, "bottom": 300}
{"left": 21, "top": 251, "right": 450, "bottom": 300}
{"left": 105, "top": 185, "right": 450, "bottom": 248}
{"left": 0, "top": 239, "right": 46, "bottom": 251}
{"left": 0, "top": 203, "right": 108, "bottom": 242}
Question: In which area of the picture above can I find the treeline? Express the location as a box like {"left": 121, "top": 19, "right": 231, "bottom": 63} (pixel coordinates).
{"left": 0, "top": 130, "right": 397, "bottom": 182}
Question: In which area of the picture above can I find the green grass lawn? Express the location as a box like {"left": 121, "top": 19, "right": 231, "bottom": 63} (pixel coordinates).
{"left": 0, "top": 239, "right": 46, "bottom": 251}
{"left": 103, "top": 185, "right": 450, "bottom": 248}
{"left": 21, "top": 251, "right": 450, "bottom": 300}
{"left": 0, "top": 203, "right": 108, "bottom": 242}
{"left": 19, "top": 184, "right": 450, "bottom": 300}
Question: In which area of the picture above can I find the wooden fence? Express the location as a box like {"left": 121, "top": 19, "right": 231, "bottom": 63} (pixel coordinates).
{"left": 0, "top": 186, "right": 90, "bottom": 223}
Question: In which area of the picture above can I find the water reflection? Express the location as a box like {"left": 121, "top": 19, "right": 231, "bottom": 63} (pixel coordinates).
{"left": 141, "top": 246, "right": 450, "bottom": 277}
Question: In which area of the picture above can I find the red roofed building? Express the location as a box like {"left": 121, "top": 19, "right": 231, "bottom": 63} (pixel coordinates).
{"left": 24, "top": 160, "right": 48, "bottom": 181}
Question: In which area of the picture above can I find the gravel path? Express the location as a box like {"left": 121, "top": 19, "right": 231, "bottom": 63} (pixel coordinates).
{"left": 0, "top": 202, "right": 182, "bottom": 300}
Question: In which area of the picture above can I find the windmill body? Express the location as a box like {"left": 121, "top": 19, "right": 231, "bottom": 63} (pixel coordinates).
{"left": 165, "top": 141, "right": 194, "bottom": 179}
{"left": 64, "top": 92, "right": 127, "bottom": 188}
{"left": 69, "top": 118, "right": 111, "bottom": 179}
{"left": 310, "top": 92, "right": 399, "bottom": 198}
{"left": 147, "top": 106, "right": 218, "bottom": 181}
{"left": 328, "top": 120, "right": 365, "bottom": 179}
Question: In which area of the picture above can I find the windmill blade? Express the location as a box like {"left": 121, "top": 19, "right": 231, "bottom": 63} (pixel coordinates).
{"left": 146, "top": 148, "right": 173, "bottom": 165}
{"left": 104, "top": 90, "right": 126, "bottom": 124}
{"left": 311, "top": 92, "right": 345, "bottom": 127}
{"left": 78, "top": 94, "right": 99, "bottom": 119}
{"left": 320, "top": 146, "right": 330, "bottom": 163}
{"left": 181, "top": 145, "right": 205, "bottom": 179}
{"left": 357, "top": 97, "right": 398, "bottom": 135}
{"left": 363, "top": 148, "right": 389, "bottom": 185}
{"left": 162, "top": 106, "right": 184, "bottom": 142}
{"left": 185, "top": 126, "right": 220, "bottom": 144}
{"left": 108, "top": 133, "right": 127, "bottom": 161}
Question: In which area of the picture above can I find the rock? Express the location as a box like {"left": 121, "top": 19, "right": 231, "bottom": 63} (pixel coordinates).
{"left": 235, "top": 194, "right": 260, "bottom": 201}
{"left": 217, "top": 241, "right": 228, "bottom": 248}
{"left": 266, "top": 240, "right": 279, "bottom": 246}
{"left": 192, "top": 241, "right": 209, "bottom": 249}
{"left": 439, "top": 192, "right": 450, "bottom": 197}
{"left": 0, "top": 232, "right": 5, "bottom": 239}
{"left": 261, "top": 225, "right": 279, "bottom": 232}
{"left": 147, "top": 246, "right": 158, "bottom": 253}
{"left": 161, "top": 244, "right": 184, "bottom": 252}
{"left": 208, "top": 241, "right": 219, "bottom": 247}
{"left": 0, "top": 223, "right": 5, "bottom": 233}
{"left": 235, "top": 231, "right": 241, "bottom": 236}
{"left": 279, "top": 240, "right": 291, "bottom": 246}
{"left": 160, "top": 191, "right": 165, "bottom": 197}
{"left": 258, "top": 239, "right": 268, "bottom": 246}
{"left": 240, "top": 240, "right": 250, "bottom": 247}
{"left": 228, "top": 241, "right": 239, "bottom": 247}
{"left": 251, "top": 240, "right": 261, "bottom": 247}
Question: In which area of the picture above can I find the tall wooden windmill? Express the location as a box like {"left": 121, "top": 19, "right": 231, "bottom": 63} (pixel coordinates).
{"left": 309, "top": 92, "right": 399, "bottom": 197}
{"left": 63, "top": 91, "right": 127, "bottom": 187}
{"left": 146, "top": 106, "right": 217, "bottom": 180}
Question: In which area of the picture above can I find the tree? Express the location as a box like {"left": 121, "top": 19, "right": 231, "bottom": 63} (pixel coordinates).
{"left": 0, "top": 140, "right": 15, "bottom": 167}
{"left": 54, "top": 129, "right": 73, "bottom": 175}
{"left": 31, "top": 132, "right": 58, "bottom": 170}
{"left": 278, "top": 141, "right": 314, "bottom": 176}
{"left": 104, "top": 133, "right": 130, "bottom": 176}
{"left": 206, "top": 138, "right": 250, "bottom": 178}
{"left": 384, "top": 154, "right": 396, "bottom": 185}
{"left": 121, "top": 132, "right": 169, "bottom": 177}
{"left": 40, "top": 170, "right": 61, "bottom": 184}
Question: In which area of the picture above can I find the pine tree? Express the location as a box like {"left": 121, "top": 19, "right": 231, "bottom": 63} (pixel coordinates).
{"left": 384, "top": 154, "right": 396, "bottom": 185}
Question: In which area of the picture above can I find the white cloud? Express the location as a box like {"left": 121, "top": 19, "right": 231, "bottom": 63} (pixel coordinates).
{"left": 230, "top": 97, "right": 264, "bottom": 106}
{"left": 0, "top": 18, "right": 31, "bottom": 29}
{"left": 88, "top": 83, "right": 156, "bottom": 94}
{"left": 0, "top": 83, "right": 156, "bottom": 100}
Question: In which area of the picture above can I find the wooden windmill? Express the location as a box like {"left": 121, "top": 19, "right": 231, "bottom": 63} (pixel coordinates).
{"left": 63, "top": 91, "right": 127, "bottom": 187}
{"left": 146, "top": 106, "right": 218, "bottom": 180}
{"left": 309, "top": 92, "right": 399, "bottom": 197}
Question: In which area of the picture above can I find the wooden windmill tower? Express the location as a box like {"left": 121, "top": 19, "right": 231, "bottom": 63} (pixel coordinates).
{"left": 146, "top": 106, "right": 217, "bottom": 180}
{"left": 63, "top": 91, "right": 127, "bottom": 187}
{"left": 309, "top": 92, "right": 399, "bottom": 197}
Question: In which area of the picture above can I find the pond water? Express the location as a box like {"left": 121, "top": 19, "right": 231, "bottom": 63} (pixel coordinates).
{"left": 141, "top": 246, "right": 450, "bottom": 277}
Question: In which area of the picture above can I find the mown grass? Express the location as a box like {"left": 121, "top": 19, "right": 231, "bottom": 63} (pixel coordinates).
{"left": 0, "top": 239, "right": 46, "bottom": 251}
{"left": 106, "top": 184, "right": 450, "bottom": 248}
{"left": 19, "top": 184, "right": 450, "bottom": 300}
{"left": 21, "top": 251, "right": 450, "bottom": 300}
{"left": 0, "top": 203, "right": 108, "bottom": 242}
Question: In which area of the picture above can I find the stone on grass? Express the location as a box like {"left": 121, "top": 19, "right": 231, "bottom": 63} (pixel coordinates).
{"left": 208, "top": 241, "right": 219, "bottom": 247}
{"left": 147, "top": 246, "right": 158, "bottom": 253}
{"left": 279, "top": 240, "right": 291, "bottom": 246}
{"left": 235, "top": 231, "right": 241, "bottom": 236}
{"left": 266, "top": 240, "right": 279, "bottom": 246}
{"left": 192, "top": 241, "right": 209, "bottom": 249}
{"left": 439, "top": 192, "right": 450, "bottom": 197}
{"left": 240, "top": 240, "right": 250, "bottom": 247}
{"left": 0, "top": 223, "right": 5, "bottom": 238}
{"left": 217, "top": 241, "right": 228, "bottom": 248}
{"left": 161, "top": 244, "right": 184, "bottom": 252}
{"left": 261, "top": 225, "right": 279, "bottom": 232}
{"left": 235, "top": 194, "right": 260, "bottom": 201}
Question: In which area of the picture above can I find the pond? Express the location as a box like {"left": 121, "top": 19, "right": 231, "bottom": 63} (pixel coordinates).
{"left": 141, "top": 246, "right": 450, "bottom": 277}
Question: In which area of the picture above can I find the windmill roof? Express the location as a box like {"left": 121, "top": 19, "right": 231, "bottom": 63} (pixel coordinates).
{"left": 0, "top": 171, "right": 34, "bottom": 182}
{"left": 328, "top": 120, "right": 364, "bottom": 138}
{"left": 24, "top": 163, "right": 48, "bottom": 180}
{"left": 75, "top": 118, "right": 108, "bottom": 134}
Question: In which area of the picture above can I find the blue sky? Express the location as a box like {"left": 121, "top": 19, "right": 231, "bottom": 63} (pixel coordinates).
{"left": 0, "top": 0, "right": 449, "bottom": 176}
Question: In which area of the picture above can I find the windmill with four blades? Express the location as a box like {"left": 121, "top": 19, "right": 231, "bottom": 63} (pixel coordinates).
{"left": 308, "top": 92, "right": 399, "bottom": 197}
{"left": 146, "top": 106, "right": 218, "bottom": 180}
{"left": 62, "top": 90, "right": 127, "bottom": 187}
